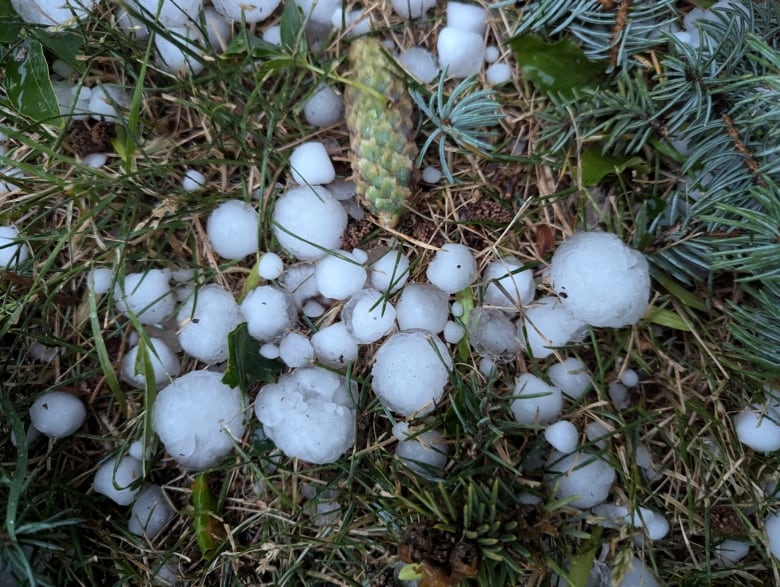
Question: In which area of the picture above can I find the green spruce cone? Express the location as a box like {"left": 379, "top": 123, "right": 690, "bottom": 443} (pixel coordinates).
{"left": 345, "top": 37, "right": 417, "bottom": 229}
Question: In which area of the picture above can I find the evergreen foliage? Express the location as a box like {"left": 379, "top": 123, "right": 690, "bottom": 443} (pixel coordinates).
{"left": 515, "top": 0, "right": 780, "bottom": 373}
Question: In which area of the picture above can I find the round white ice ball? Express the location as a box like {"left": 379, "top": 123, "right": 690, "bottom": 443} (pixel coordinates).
{"left": 154, "top": 26, "right": 206, "bottom": 77}
{"left": 152, "top": 371, "right": 246, "bottom": 470}
{"left": 768, "top": 512, "right": 780, "bottom": 560}
{"left": 517, "top": 296, "right": 587, "bottom": 359}
{"left": 94, "top": 455, "right": 143, "bottom": 506}
{"left": 255, "top": 367, "right": 356, "bottom": 464}
{"left": 547, "top": 357, "right": 591, "bottom": 400}
{"left": 304, "top": 85, "right": 344, "bottom": 128}
{"left": 550, "top": 232, "right": 651, "bottom": 328}
{"left": 426, "top": 243, "right": 477, "bottom": 294}
{"left": 178, "top": 285, "right": 243, "bottom": 364}
{"left": 128, "top": 484, "right": 175, "bottom": 539}
{"left": 342, "top": 288, "right": 396, "bottom": 344}
{"left": 121, "top": 337, "right": 181, "bottom": 387}
{"left": 272, "top": 186, "right": 347, "bottom": 261}
{"left": 510, "top": 374, "right": 562, "bottom": 425}
{"left": 290, "top": 142, "right": 335, "bottom": 186}
{"left": 240, "top": 285, "right": 295, "bottom": 342}
{"left": 258, "top": 252, "right": 284, "bottom": 280}
{"left": 126, "top": 0, "right": 202, "bottom": 26}
{"left": 544, "top": 420, "right": 578, "bottom": 453}
{"left": 29, "top": 391, "right": 86, "bottom": 439}
{"left": 446, "top": 1, "right": 487, "bottom": 35}
{"left": 11, "top": 0, "right": 96, "bottom": 25}
{"left": 734, "top": 405, "right": 780, "bottom": 452}
{"left": 279, "top": 332, "right": 314, "bottom": 368}
{"left": 396, "top": 283, "right": 449, "bottom": 333}
{"left": 369, "top": 247, "right": 410, "bottom": 294}
{"left": 315, "top": 250, "right": 367, "bottom": 300}
{"left": 114, "top": 269, "right": 175, "bottom": 325}
{"left": 311, "top": 322, "right": 359, "bottom": 368}
{"left": 467, "top": 307, "right": 518, "bottom": 361}
{"left": 437, "top": 28, "right": 483, "bottom": 78}
{"left": 545, "top": 451, "right": 616, "bottom": 509}
{"left": 182, "top": 168, "right": 206, "bottom": 191}
{"left": 399, "top": 48, "right": 440, "bottom": 83}
{"left": 207, "top": 199, "right": 259, "bottom": 260}
{"left": 0, "top": 225, "right": 30, "bottom": 269}
{"left": 485, "top": 62, "right": 512, "bottom": 85}
{"left": 482, "top": 256, "right": 534, "bottom": 313}
{"left": 371, "top": 331, "right": 452, "bottom": 416}
{"left": 212, "top": 0, "right": 280, "bottom": 23}
{"left": 393, "top": 423, "right": 448, "bottom": 478}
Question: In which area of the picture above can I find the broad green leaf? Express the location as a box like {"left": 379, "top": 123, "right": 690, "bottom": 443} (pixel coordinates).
{"left": 507, "top": 34, "right": 606, "bottom": 96}
{"left": 31, "top": 29, "right": 85, "bottom": 73}
{"left": 3, "top": 39, "right": 62, "bottom": 126}
{"left": 0, "top": 0, "right": 22, "bottom": 43}
{"left": 397, "top": 564, "right": 424, "bottom": 581}
{"left": 580, "top": 146, "right": 650, "bottom": 186}
{"left": 564, "top": 528, "right": 602, "bottom": 587}
{"left": 652, "top": 269, "right": 708, "bottom": 312}
{"left": 646, "top": 305, "right": 692, "bottom": 331}
{"left": 222, "top": 322, "right": 282, "bottom": 392}
{"left": 279, "top": 0, "right": 305, "bottom": 53}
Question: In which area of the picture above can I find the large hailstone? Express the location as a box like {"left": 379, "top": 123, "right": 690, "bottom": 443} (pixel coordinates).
{"left": 468, "top": 307, "right": 519, "bottom": 361}
{"left": 393, "top": 422, "right": 448, "bottom": 478}
{"left": 93, "top": 455, "right": 143, "bottom": 506}
{"left": 272, "top": 186, "right": 347, "bottom": 261}
{"left": 550, "top": 232, "right": 650, "bottom": 328}
{"left": 396, "top": 283, "right": 449, "bottom": 333}
{"left": 29, "top": 391, "right": 86, "bottom": 439}
{"left": 128, "top": 484, "right": 175, "bottom": 539}
{"left": 545, "top": 451, "right": 616, "bottom": 509}
{"left": 152, "top": 371, "right": 246, "bottom": 470}
{"left": 126, "top": 0, "right": 202, "bottom": 26}
{"left": 240, "top": 285, "right": 295, "bottom": 342}
{"left": 342, "top": 288, "right": 397, "bottom": 344}
{"left": 510, "top": 374, "right": 563, "bottom": 425}
{"left": 368, "top": 247, "right": 410, "bottom": 294}
{"left": 207, "top": 200, "right": 259, "bottom": 260}
{"left": 315, "top": 250, "right": 367, "bottom": 300}
{"left": 734, "top": 404, "right": 780, "bottom": 452}
{"left": 517, "top": 296, "right": 587, "bottom": 359}
{"left": 11, "top": 0, "right": 96, "bottom": 25}
{"left": 426, "top": 243, "right": 477, "bottom": 294}
{"left": 255, "top": 367, "right": 356, "bottom": 464}
{"left": 114, "top": 269, "right": 176, "bottom": 325}
{"left": 121, "top": 337, "right": 181, "bottom": 387}
{"left": 482, "top": 256, "right": 535, "bottom": 313}
{"left": 371, "top": 331, "right": 452, "bottom": 416}
{"left": 178, "top": 285, "right": 243, "bottom": 364}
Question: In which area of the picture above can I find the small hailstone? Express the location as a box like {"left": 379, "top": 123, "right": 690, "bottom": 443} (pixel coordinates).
{"left": 212, "top": 0, "right": 279, "bottom": 22}
{"left": 303, "top": 85, "right": 344, "bottom": 128}
{"left": 171, "top": 267, "right": 194, "bottom": 283}
{"left": 182, "top": 168, "right": 206, "bottom": 191}
{"left": 11, "top": 0, "right": 96, "bottom": 25}
{"left": 614, "top": 557, "right": 660, "bottom": 587}
{"left": 437, "top": 28, "right": 483, "bottom": 79}
{"left": 255, "top": 366, "right": 356, "bottom": 463}
{"left": 121, "top": 337, "right": 181, "bottom": 388}
{"left": 302, "top": 300, "right": 325, "bottom": 318}
{"left": 279, "top": 332, "right": 314, "bottom": 368}
{"left": 272, "top": 186, "right": 347, "bottom": 261}
{"left": 544, "top": 421, "right": 578, "bottom": 453}
{"left": 114, "top": 269, "right": 175, "bottom": 325}
{"left": 126, "top": 0, "right": 201, "bottom": 26}
{"left": 315, "top": 250, "right": 367, "bottom": 300}
{"left": 152, "top": 370, "right": 246, "bottom": 470}
{"left": 369, "top": 247, "right": 410, "bottom": 294}
{"left": 443, "top": 321, "right": 465, "bottom": 344}
{"left": 546, "top": 451, "right": 616, "bottom": 509}
{"left": 447, "top": 1, "right": 487, "bottom": 35}
{"left": 311, "top": 322, "right": 359, "bottom": 368}
{"left": 547, "top": 357, "right": 591, "bottom": 400}
{"left": 93, "top": 455, "right": 143, "bottom": 505}
{"left": 178, "top": 284, "right": 243, "bottom": 363}
{"left": 290, "top": 142, "right": 336, "bottom": 186}
{"left": 371, "top": 331, "right": 452, "bottom": 416}
{"left": 28, "top": 342, "right": 58, "bottom": 364}
{"left": 635, "top": 443, "right": 659, "bottom": 482}
{"left": 768, "top": 512, "right": 780, "bottom": 560}
{"left": 510, "top": 374, "right": 563, "bottom": 425}
{"left": 88, "top": 268, "right": 112, "bottom": 294}
{"left": 203, "top": 7, "right": 232, "bottom": 51}
{"left": 485, "top": 62, "right": 512, "bottom": 85}
{"left": 450, "top": 302, "right": 464, "bottom": 317}
{"left": 478, "top": 356, "right": 496, "bottom": 377}
{"left": 608, "top": 382, "right": 631, "bottom": 410}
{"left": 352, "top": 248, "right": 368, "bottom": 264}
{"left": 734, "top": 405, "right": 780, "bottom": 452}
{"left": 327, "top": 180, "right": 357, "bottom": 201}
{"left": 262, "top": 25, "right": 281, "bottom": 44}
{"left": 88, "top": 83, "right": 131, "bottom": 121}
{"left": 342, "top": 288, "right": 396, "bottom": 344}
{"left": 259, "top": 342, "right": 280, "bottom": 359}
{"left": 29, "top": 392, "right": 86, "bottom": 439}
{"left": 393, "top": 423, "right": 448, "bottom": 478}
{"left": 116, "top": 7, "right": 149, "bottom": 39}
{"left": 207, "top": 199, "right": 258, "bottom": 260}
{"left": 550, "top": 232, "right": 650, "bottom": 328}
{"left": 128, "top": 485, "right": 175, "bottom": 539}
{"left": 390, "top": 0, "right": 435, "bottom": 18}
{"left": 586, "top": 421, "right": 610, "bottom": 448}
{"left": 258, "top": 252, "right": 284, "bottom": 280}
{"left": 155, "top": 26, "right": 206, "bottom": 77}
{"left": 129, "top": 439, "right": 152, "bottom": 461}
{"left": 421, "top": 166, "right": 442, "bottom": 183}
{"left": 620, "top": 368, "right": 640, "bottom": 388}
{"left": 282, "top": 262, "right": 319, "bottom": 307}
{"left": 715, "top": 540, "right": 750, "bottom": 566}
{"left": 396, "top": 283, "right": 449, "bottom": 333}
{"left": 0, "top": 166, "right": 23, "bottom": 192}
{"left": 241, "top": 285, "right": 295, "bottom": 342}
{"left": 483, "top": 256, "right": 535, "bottom": 313}
{"left": 426, "top": 243, "right": 477, "bottom": 294}
{"left": 468, "top": 307, "right": 519, "bottom": 360}
{"left": 517, "top": 296, "right": 587, "bottom": 359}
{"left": 484, "top": 45, "right": 500, "bottom": 63}
{"left": 398, "top": 48, "right": 440, "bottom": 84}
{"left": 0, "top": 225, "right": 30, "bottom": 269}
{"left": 82, "top": 153, "right": 108, "bottom": 168}
{"left": 294, "top": 0, "right": 339, "bottom": 24}
{"left": 331, "top": 8, "right": 372, "bottom": 36}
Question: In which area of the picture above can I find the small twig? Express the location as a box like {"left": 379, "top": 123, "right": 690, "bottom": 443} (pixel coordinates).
{"left": 609, "top": 0, "right": 631, "bottom": 68}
